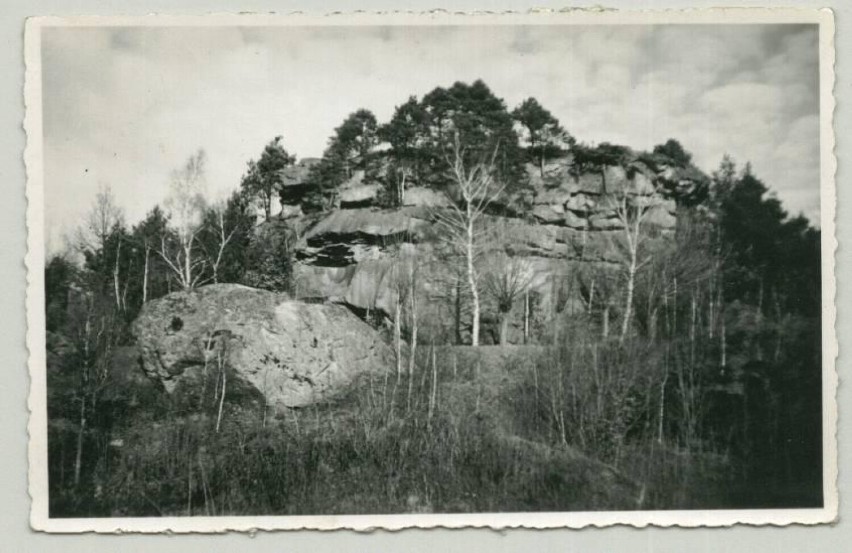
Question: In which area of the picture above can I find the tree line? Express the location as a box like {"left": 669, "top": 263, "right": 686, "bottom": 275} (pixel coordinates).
{"left": 252, "top": 80, "right": 577, "bottom": 212}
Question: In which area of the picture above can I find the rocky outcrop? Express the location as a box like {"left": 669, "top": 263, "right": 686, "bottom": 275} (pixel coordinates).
{"left": 296, "top": 207, "right": 431, "bottom": 266}
{"left": 402, "top": 187, "right": 452, "bottom": 208}
{"left": 132, "top": 284, "right": 394, "bottom": 409}
{"left": 339, "top": 183, "right": 380, "bottom": 208}
{"left": 522, "top": 159, "right": 679, "bottom": 231}
{"left": 278, "top": 158, "right": 321, "bottom": 207}
{"left": 271, "top": 154, "right": 698, "bottom": 341}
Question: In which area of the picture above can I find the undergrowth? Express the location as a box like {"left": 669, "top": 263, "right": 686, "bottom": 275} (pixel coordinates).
{"left": 48, "top": 338, "right": 746, "bottom": 517}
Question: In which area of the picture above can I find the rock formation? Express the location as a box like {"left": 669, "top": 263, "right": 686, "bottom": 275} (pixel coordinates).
{"left": 272, "top": 154, "right": 704, "bottom": 343}
{"left": 132, "top": 283, "right": 394, "bottom": 409}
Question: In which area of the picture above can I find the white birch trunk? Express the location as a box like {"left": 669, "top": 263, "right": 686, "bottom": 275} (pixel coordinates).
{"left": 466, "top": 213, "right": 480, "bottom": 347}
{"left": 690, "top": 292, "right": 697, "bottom": 366}
{"left": 216, "top": 354, "right": 226, "bottom": 433}
{"left": 113, "top": 238, "right": 122, "bottom": 310}
{"left": 184, "top": 240, "right": 192, "bottom": 290}
{"left": 407, "top": 274, "right": 418, "bottom": 411}
{"left": 620, "top": 254, "right": 637, "bottom": 344}
{"left": 428, "top": 346, "right": 437, "bottom": 425}
{"left": 142, "top": 246, "right": 150, "bottom": 304}
{"left": 74, "top": 395, "right": 86, "bottom": 488}
{"left": 394, "top": 288, "right": 402, "bottom": 378}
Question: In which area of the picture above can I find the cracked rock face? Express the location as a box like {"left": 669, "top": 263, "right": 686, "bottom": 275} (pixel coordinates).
{"left": 132, "top": 283, "right": 393, "bottom": 409}
{"left": 268, "top": 157, "right": 691, "bottom": 342}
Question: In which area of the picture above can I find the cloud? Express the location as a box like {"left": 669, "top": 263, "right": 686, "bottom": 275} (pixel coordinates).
{"left": 41, "top": 23, "right": 822, "bottom": 247}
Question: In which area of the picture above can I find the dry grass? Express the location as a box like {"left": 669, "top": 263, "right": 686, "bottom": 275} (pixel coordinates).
{"left": 48, "top": 339, "right": 744, "bottom": 517}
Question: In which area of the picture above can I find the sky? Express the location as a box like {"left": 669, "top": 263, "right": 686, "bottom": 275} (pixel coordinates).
{"left": 41, "top": 23, "right": 821, "bottom": 250}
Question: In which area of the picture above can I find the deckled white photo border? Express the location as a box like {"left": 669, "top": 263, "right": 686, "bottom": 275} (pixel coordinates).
{"left": 24, "top": 7, "right": 838, "bottom": 533}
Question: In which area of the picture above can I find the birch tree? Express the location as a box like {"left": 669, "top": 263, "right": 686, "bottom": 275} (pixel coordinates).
{"left": 79, "top": 185, "right": 126, "bottom": 309}
{"left": 578, "top": 264, "right": 621, "bottom": 341}
{"left": 433, "top": 134, "right": 505, "bottom": 347}
{"left": 81, "top": 184, "right": 124, "bottom": 254}
{"left": 161, "top": 150, "right": 208, "bottom": 290}
{"left": 388, "top": 164, "right": 411, "bottom": 207}
{"left": 64, "top": 275, "right": 121, "bottom": 487}
{"left": 614, "top": 195, "right": 652, "bottom": 344}
{"left": 200, "top": 201, "right": 239, "bottom": 284}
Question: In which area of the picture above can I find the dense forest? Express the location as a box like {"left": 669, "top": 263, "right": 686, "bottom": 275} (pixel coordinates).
{"left": 44, "top": 80, "right": 823, "bottom": 516}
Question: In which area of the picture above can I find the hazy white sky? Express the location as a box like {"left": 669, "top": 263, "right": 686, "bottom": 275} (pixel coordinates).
{"left": 41, "top": 23, "right": 820, "bottom": 248}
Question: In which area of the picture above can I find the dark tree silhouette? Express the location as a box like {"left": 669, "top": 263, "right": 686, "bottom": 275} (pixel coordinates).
{"left": 512, "top": 97, "right": 573, "bottom": 176}
{"left": 304, "top": 109, "right": 379, "bottom": 211}
{"left": 653, "top": 138, "right": 693, "bottom": 167}
{"left": 242, "top": 136, "right": 296, "bottom": 220}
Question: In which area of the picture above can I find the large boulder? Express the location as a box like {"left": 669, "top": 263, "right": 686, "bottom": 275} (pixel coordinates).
{"left": 132, "top": 284, "right": 393, "bottom": 409}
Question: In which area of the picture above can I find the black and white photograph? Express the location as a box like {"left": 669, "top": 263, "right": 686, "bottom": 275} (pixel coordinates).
{"left": 25, "top": 9, "right": 836, "bottom": 531}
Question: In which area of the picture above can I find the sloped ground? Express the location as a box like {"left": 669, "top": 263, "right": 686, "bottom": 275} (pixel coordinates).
{"left": 80, "top": 344, "right": 653, "bottom": 516}
{"left": 53, "top": 340, "right": 737, "bottom": 517}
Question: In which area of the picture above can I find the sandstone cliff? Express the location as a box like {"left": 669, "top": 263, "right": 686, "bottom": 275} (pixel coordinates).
{"left": 271, "top": 154, "right": 704, "bottom": 343}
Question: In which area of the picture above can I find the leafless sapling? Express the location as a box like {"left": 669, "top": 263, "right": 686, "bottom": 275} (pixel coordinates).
{"left": 432, "top": 134, "right": 505, "bottom": 347}
{"left": 160, "top": 150, "right": 208, "bottom": 290}
{"left": 481, "top": 251, "right": 534, "bottom": 345}
{"left": 613, "top": 194, "right": 652, "bottom": 344}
